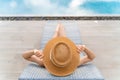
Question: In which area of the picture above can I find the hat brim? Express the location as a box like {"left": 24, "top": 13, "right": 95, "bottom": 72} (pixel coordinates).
{"left": 43, "top": 37, "right": 80, "bottom": 76}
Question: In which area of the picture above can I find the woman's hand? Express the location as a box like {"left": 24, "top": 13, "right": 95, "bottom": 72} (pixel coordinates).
{"left": 76, "top": 45, "right": 86, "bottom": 54}
{"left": 77, "top": 45, "right": 95, "bottom": 66}
{"left": 33, "top": 49, "right": 44, "bottom": 66}
{"left": 34, "top": 50, "right": 44, "bottom": 59}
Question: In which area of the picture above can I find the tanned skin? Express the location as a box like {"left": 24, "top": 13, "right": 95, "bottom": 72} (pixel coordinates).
{"left": 22, "top": 24, "right": 95, "bottom": 67}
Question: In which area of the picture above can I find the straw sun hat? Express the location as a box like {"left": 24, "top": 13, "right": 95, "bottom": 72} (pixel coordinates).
{"left": 43, "top": 37, "right": 80, "bottom": 76}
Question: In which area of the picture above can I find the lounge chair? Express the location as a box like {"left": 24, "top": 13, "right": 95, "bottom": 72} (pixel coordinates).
{"left": 19, "top": 21, "right": 104, "bottom": 80}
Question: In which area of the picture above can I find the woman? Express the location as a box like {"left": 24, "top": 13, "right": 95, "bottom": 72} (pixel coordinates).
{"left": 22, "top": 24, "right": 95, "bottom": 67}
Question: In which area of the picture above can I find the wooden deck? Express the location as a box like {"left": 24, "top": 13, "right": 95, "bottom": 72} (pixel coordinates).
{"left": 0, "top": 21, "right": 120, "bottom": 80}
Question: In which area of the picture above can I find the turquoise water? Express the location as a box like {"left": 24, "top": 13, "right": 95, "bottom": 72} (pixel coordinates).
{"left": 80, "top": 1, "right": 120, "bottom": 14}
{"left": 0, "top": 0, "right": 120, "bottom": 15}
{"left": 50, "top": 0, "right": 71, "bottom": 7}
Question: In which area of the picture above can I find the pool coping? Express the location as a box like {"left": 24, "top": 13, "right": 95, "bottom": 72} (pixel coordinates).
{"left": 0, "top": 16, "right": 120, "bottom": 20}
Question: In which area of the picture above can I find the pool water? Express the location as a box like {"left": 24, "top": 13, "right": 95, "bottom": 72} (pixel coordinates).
{"left": 0, "top": 0, "right": 120, "bottom": 15}
{"left": 80, "top": 1, "right": 120, "bottom": 14}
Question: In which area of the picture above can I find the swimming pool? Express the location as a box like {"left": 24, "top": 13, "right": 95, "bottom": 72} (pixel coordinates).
{"left": 0, "top": 0, "right": 120, "bottom": 16}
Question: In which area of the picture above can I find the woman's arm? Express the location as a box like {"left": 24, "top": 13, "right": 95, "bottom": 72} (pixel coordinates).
{"left": 77, "top": 45, "right": 96, "bottom": 66}
{"left": 22, "top": 49, "right": 44, "bottom": 66}
{"left": 22, "top": 50, "right": 34, "bottom": 60}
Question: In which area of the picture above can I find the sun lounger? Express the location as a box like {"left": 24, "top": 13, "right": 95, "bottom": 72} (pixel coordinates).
{"left": 19, "top": 21, "right": 104, "bottom": 80}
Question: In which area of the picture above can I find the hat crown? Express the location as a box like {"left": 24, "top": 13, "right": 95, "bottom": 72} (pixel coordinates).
{"left": 44, "top": 37, "right": 80, "bottom": 76}
{"left": 50, "top": 42, "right": 72, "bottom": 67}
